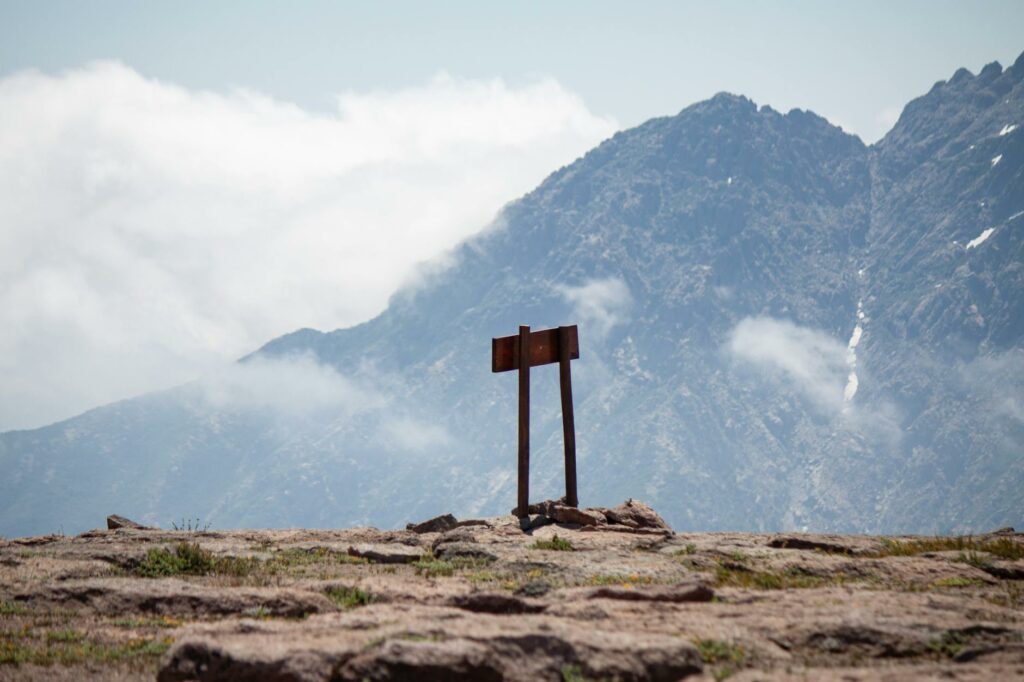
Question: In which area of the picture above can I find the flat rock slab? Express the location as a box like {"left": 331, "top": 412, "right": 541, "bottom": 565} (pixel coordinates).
{"left": 585, "top": 581, "right": 714, "bottom": 603}
{"left": 158, "top": 604, "right": 704, "bottom": 682}
{"left": 12, "top": 578, "right": 334, "bottom": 617}
{"left": 347, "top": 543, "right": 422, "bottom": 564}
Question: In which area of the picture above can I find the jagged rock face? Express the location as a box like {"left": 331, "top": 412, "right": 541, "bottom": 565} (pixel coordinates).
{"left": 1, "top": 56, "right": 1022, "bottom": 537}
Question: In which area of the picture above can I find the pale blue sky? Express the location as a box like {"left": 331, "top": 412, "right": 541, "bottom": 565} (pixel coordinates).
{"left": 2, "top": 0, "right": 1022, "bottom": 141}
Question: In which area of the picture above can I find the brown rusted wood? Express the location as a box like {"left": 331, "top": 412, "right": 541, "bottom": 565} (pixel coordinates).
{"left": 492, "top": 325, "right": 579, "bottom": 372}
{"left": 558, "top": 325, "right": 578, "bottom": 508}
{"left": 517, "top": 325, "right": 530, "bottom": 517}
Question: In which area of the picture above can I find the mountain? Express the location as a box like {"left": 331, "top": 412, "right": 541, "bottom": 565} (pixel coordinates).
{"left": 2, "top": 55, "right": 1023, "bottom": 538}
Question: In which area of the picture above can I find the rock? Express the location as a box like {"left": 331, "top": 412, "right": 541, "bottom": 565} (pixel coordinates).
{"left": 160, "top": 605, "right": 705, "bottom": 682}
{"left": 551, "top": 505, "right": 606, "bottom": 526}
{"left": 586, "top": 581, "right": 714, "bottom": 603}
{"left": 433, "top": 542, "right": 497, "bottom": 563}
{"left": 599, "top": 500, "right": 673, "bottom": 531}
{"left": 768, "top": 534, "right": 863, "bottom": 555}
{"left": 347, "top": 544, "right": 422, "bottom": 564}
{"left": 431, "top": 527, "right": 479, "bottom": 550}
{"left": 527, "top": 501, "right": 607, "bottom": 527}
{"left": 106, "top": 514, "right": 150, "bottom": 530}
{"left": 514, "top": 580, "right": 551, "bottom": 598}
{"left": 15, "top": 578, "right": 333, "bottom": 617}
{"left": 406, "top": 514, "right": 458, "bottom": 534}
{"left": 519, "top": 514, "right": 553, "bottom": 531}
{"left": 977, "top": 561, "right": 1024, "bottom": 580}
{"left": 455, "top": 519, "right": 492, "bottom": 528}
{"left": 447, "top": 592, "right": 545, "bottom": 614}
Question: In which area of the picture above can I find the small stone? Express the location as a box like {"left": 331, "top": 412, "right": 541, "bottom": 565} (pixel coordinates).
{"left": 406, "top": 514, "right": 458, "bottom": 534}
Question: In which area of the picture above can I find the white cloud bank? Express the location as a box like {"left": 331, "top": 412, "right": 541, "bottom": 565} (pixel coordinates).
{"left": 0, "top": 62, "right": 617, "bottom": 430}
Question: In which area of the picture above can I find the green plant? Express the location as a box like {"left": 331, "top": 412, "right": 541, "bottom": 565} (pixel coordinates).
{"left": 561, "top": 663, "right": 587, "bottom": 682}
{"left": 928, "top": 631, "right": 965, "bottom": 658}
{"left": 45, "top": 629, "right": 84, "bottom": 643}
{"left": 0, "top": 602, "right": 28, "bottom": 617}
{"left": 135, "top": 542, "right": 257, "bottom": 578}
{"left": 111, "top": 616, "right": 180, "bottom": 629}
{"left": 170, "top": 517, "right": 211, "bottom": 532}
{"left": 529, "top": 534, "right": 574, "bottom": 552}
{"left": 695, "top": 638, "right": 745, "bottom": 665}
{"left": 412, "top": 559, "right": 455, "bottom": 578}
{"left": 325, "top": 585, "right": 373, "bottom": 610}
{"left": 588, "top": 574, "right": 653, "bottom": 586}
{"left": 877, "top": 536, "right": 1023, "bottom": 560}
{"left": 930, "top": 576, "right": 984, "bottom": 588}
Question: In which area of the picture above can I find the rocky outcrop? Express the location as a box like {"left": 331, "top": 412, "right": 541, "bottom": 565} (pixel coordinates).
{"left": 1, "top": 514, "right": 1022, "bottom": 681}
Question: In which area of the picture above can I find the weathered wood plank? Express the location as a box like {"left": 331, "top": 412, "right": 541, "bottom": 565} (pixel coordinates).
{"left": 492, "top": 325, "right": 579, "bottom": 373}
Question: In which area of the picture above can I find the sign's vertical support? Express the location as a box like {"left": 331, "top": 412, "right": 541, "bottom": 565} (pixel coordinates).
{"left": 517, "top": 325, "right": 531, "bottom": 516}
{"left": 558, "top": 325, "right": 578, "bottom": 508}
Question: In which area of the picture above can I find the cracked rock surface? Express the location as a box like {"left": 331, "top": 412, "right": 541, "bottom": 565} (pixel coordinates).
{"left": 1, "top": 510, "right": 1022, "bottom": 680}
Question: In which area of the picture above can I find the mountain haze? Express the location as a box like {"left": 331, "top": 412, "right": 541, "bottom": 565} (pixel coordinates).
{"left": 2, "top": 54, "right": 1023, "bottom": 538}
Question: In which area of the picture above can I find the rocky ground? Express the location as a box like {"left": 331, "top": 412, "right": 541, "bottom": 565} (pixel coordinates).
{"left": 1, "top": 501, "right": 1022, "bottom": 681}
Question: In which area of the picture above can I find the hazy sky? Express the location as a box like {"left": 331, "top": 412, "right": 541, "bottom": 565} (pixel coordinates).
{"left": 1, "top": 1, "right": 1022, "bottom": 431}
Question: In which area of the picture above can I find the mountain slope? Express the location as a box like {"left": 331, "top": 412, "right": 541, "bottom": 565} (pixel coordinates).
{"left": 2, "top": 55, "right": 1023, "bottom": 537}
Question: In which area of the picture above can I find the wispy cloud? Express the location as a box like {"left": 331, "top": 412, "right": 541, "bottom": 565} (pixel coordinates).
{"left": 198, "top": 352, "right": 382, "bottom": 417}
{"left": 727, "top": 316, "right": 848, "bottom": 412}
{"left": 0, "top": 63, "right": 617, "bottom": 430}
{"left": 556, "top": 277, "right": 633, "bottom": 339}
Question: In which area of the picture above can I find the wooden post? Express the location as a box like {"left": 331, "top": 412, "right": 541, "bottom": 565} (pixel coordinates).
{"left": 517, "top": 325, "right": 531, "bottom": 517}
{"left": 558, "top": 325, "right": 578, "bottom": 507}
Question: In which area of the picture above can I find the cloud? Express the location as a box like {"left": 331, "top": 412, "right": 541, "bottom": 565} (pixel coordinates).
{"left": 556, "top": 277, "right": 633, "bottom": 339}
{"left": 0, "top": 62, "right": 618, "bottom": 431}
{"left": 378, "top": 416, "right": 453, "bottom": 452}
{"left": 727, "top": 316, "right": 848, "bottom": 412}
{"left": 197, "top": 352, "right": 381, "bottom": 417}
{"left": 960, "top": 351, "right": 1024, "bottom": 425}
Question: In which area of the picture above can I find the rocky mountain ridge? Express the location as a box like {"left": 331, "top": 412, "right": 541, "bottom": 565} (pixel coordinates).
{"left": 1, "top": 53, "right": 1022, "bottom": 537}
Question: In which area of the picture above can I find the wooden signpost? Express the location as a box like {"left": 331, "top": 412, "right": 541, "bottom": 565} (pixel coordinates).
{"left": 492, "top": 324, "right": 580, "bottom": 516}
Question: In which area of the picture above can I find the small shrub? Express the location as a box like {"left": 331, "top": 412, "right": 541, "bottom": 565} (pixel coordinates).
{"left": 45, "top": 629, "right": 85, "bottom": 643}
{"left": 170, "top": 517, "right": 211, "bottom": 532}
{"left": 412, "top": 559, "right": 455, "bottom": 578}
{"left": 135, "top": 542, "right": 257, "bottom": 578}
{"left": 0, "top": 601, "right": 29, "bottom": 617}
{"left": 529, "top": 535, "right": 574, "bottom": 552}
{"left": 588, "top": 573, "right": 653, "bottom": 587}
{"left": 325, "top": 586, "right": 373, "bottom": 610}
{"left": 877, "top": 536, "right": 1023, "bottom": 560}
